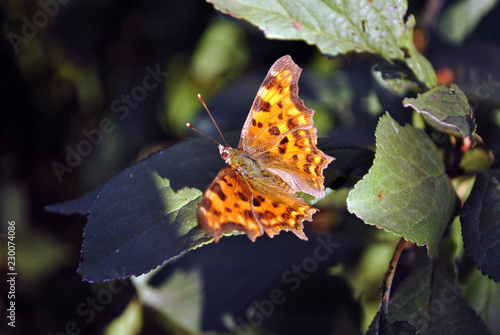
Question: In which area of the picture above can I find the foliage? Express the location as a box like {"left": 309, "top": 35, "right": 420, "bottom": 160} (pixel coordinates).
{"left": 44, "top": 0, "right": 500, "bottom": 333}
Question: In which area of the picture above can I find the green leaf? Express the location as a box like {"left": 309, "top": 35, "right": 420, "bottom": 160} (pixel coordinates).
{"left": 460, "top": 145, "right": 494, "bottom": 171}
{"left": 104, "top": 299, "right": 143, "bottom": 335}
{"left": 164, "top": 21, "right": 248, "bottom": 135}
{"left": 347, "top": 113, "right": 456, "bottom": 255}
{"left": 45, "top": 187, "right": 102, "bottom": 215}
{"left": 372, "top": 60, "right": 424, "bottom": 94}
{"left": 461, "top": 170, "right": 500, "bottom": 282}
{"left": 77, "top": 132, "right": 348, "bottom": 282}
{"left": 77, "top": 135, "right": 226, "bottom": 282}
{"left": 368, "top": 315, "right": 416, "bottom": 335}
{"left": 403, "top": 84, "right": 476, "bottom": 138}
{"left": 133, "top": 269, "right": 203, "bottom": 333}
{"left": 463, "top": 268, "right": 500, "bottom": 333}
{"left": 135, "top": 231, "right": 358, "bottom": 334}
{"left": 376, "top": 253, "right": 490, "bottom": 334}
{"left": 318, "top": 137, "right": 374, "bottom": 189}
{"left": 398, "top": 14, "right": 437, "bottom": 90}
{"left": 438, "top": 0, "right": 499, "bottom": 45}
{"left": 209, "top": 0, "right": 436, "bottom": 88}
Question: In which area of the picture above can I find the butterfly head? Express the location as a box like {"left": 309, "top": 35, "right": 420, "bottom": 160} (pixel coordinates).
{"left": 218, "top": 144, "right": 233, "bottom": 165}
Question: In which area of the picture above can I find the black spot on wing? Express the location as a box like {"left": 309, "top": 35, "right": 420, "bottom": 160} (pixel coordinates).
{"left": 212, "top": 183, "right": 226, "bottom": 201}
{"left": 269, "top": 126, "right": 280, "bottom": 136}
{"left": 238, "top": 192, "right": 248, "bottom": 202}
{"left": 244, "top": 210, "right": 254, "bottom": 220}
{"left": 259, "top": 101, "right": 271, "bottom": 112}
{"left": 264, "top": 76, "right": 278, "bottom": 89}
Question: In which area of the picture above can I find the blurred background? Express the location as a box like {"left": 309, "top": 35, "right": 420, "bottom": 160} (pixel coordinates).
{"left": 1, "top": 0, "right": 500, "bottom": 334}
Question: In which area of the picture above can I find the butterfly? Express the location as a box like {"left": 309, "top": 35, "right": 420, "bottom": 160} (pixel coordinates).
{"left": 196, "top": 55, "right": 334, "bottom": 242}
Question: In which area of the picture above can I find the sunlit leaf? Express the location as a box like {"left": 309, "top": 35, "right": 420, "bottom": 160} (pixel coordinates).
{"left": 208, "top": 0, "right": 436, "bottom": 89}
{"left": 463, "top": 268, "right": 500, "bottom": 333}
{"left": 460, "top": 145, "right": 494, "bottom": 171}
{"left": 77, "top": 135, "right": 224, "bottom": 282}
{"left": 347, "top": 113, "right": 456, "bottom": 255}
{"left": 76, "top": 132, "right": 353, "bottom": 282}
{"left": 133, "top": 269, "right": 203, "bottom": 332}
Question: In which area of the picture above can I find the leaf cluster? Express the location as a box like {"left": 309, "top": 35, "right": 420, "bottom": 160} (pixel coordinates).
{"left": 47, "top": 0, "right": 500, "bottom": 333}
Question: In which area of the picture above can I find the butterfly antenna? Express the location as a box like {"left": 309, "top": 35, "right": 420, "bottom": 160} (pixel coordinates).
{"left": 197, "top": 94, "right": 228, "bottom": 146}
{"left": 186, "top": 122, "right": 224, "bottom": 146}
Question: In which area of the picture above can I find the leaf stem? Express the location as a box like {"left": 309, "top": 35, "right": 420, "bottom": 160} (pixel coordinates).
{"left": 378, "top": 237, "right": 409, "bottom": 333}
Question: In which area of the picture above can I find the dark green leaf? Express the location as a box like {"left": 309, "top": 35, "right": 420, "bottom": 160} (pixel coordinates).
{"left": 394, "top": 257, "right": 490, "bottom": 333}
{"left": 347, "top": 113, "right": 456, "bottom": 255}
{"left": 144, "top": 232, "right": 359, "bottom": 334}
{"left": 209, "top": 0, "right": 436, "bottom": 88}
{"left": 366, "top": 315, "right": 416, "bottom": 335}
{"left": 77, "top": 135, "right": 226, "bottom": 282}
{"left": 461, "top": 170, "right": 500, "bottom": 282}
{"left": 403, "top": 84, "right": 476, "bottom": 138}
{"left": 373, "top": 60, "right": 424, "bottom": 94}
{"left": 318, "top": 137, "right": 374, "bottom": 189}
{"left": 77, "top": 132, "right": 348, "bottom": 282}
{"left": 45, "top": 186, "right": 102, "bottom": 215}
{"left": 367, "top": 251, "right": 490, "bottom": 334}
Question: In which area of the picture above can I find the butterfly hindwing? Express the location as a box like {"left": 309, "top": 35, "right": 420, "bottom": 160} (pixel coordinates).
{"left": 197, "top": 167, "right": 316, "bottom": 242}
{"left": 197, "top": 167, "right": 263, "bottom": 242}
{"left": 247, "top": 177, "right": 315, "bottom": 240}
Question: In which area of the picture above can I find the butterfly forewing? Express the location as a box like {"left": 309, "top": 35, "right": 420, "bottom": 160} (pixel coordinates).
{"left": 239, "top": 55, "right": 334, "bottom": 197}
{"left": 239, "top": 55, "right": 308, "bottom": 153}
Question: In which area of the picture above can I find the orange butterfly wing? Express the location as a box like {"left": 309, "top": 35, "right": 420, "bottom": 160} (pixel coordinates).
{"left": 198, "top": 167, "right": 316, "bottom": 242}
{"left": 239, "top": 55, "right": 334, "bottom": 197}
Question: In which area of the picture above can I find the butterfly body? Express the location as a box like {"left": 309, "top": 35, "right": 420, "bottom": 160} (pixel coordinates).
{"left": 197, "top": 55, "right": 334, "bottom": 242}
{"left": 221, "top": 145, "right": 261, "bottom": 178}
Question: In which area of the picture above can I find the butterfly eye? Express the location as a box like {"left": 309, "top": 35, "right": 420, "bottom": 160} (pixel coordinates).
{"left": 221, "top": 151, "right": 229, "bottom": 160}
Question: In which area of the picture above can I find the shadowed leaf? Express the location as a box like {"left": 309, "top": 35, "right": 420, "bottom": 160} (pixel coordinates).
{"left": 77, "top": 135, "right": 225, "bottom": 282}
{"left": 403, "top": 84, "right": 476, "bottom": 138}
{"left": 76, "top": 132, "right": 356, "bottom": 282}
{"left": 45, "top": 187, "right": 102, "bottom": 215}
{"left": 461, "top": 170, "right": 500, "bottom": 282}
{"left": 368, "top": 251, "right": 490, "bottom": 334}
